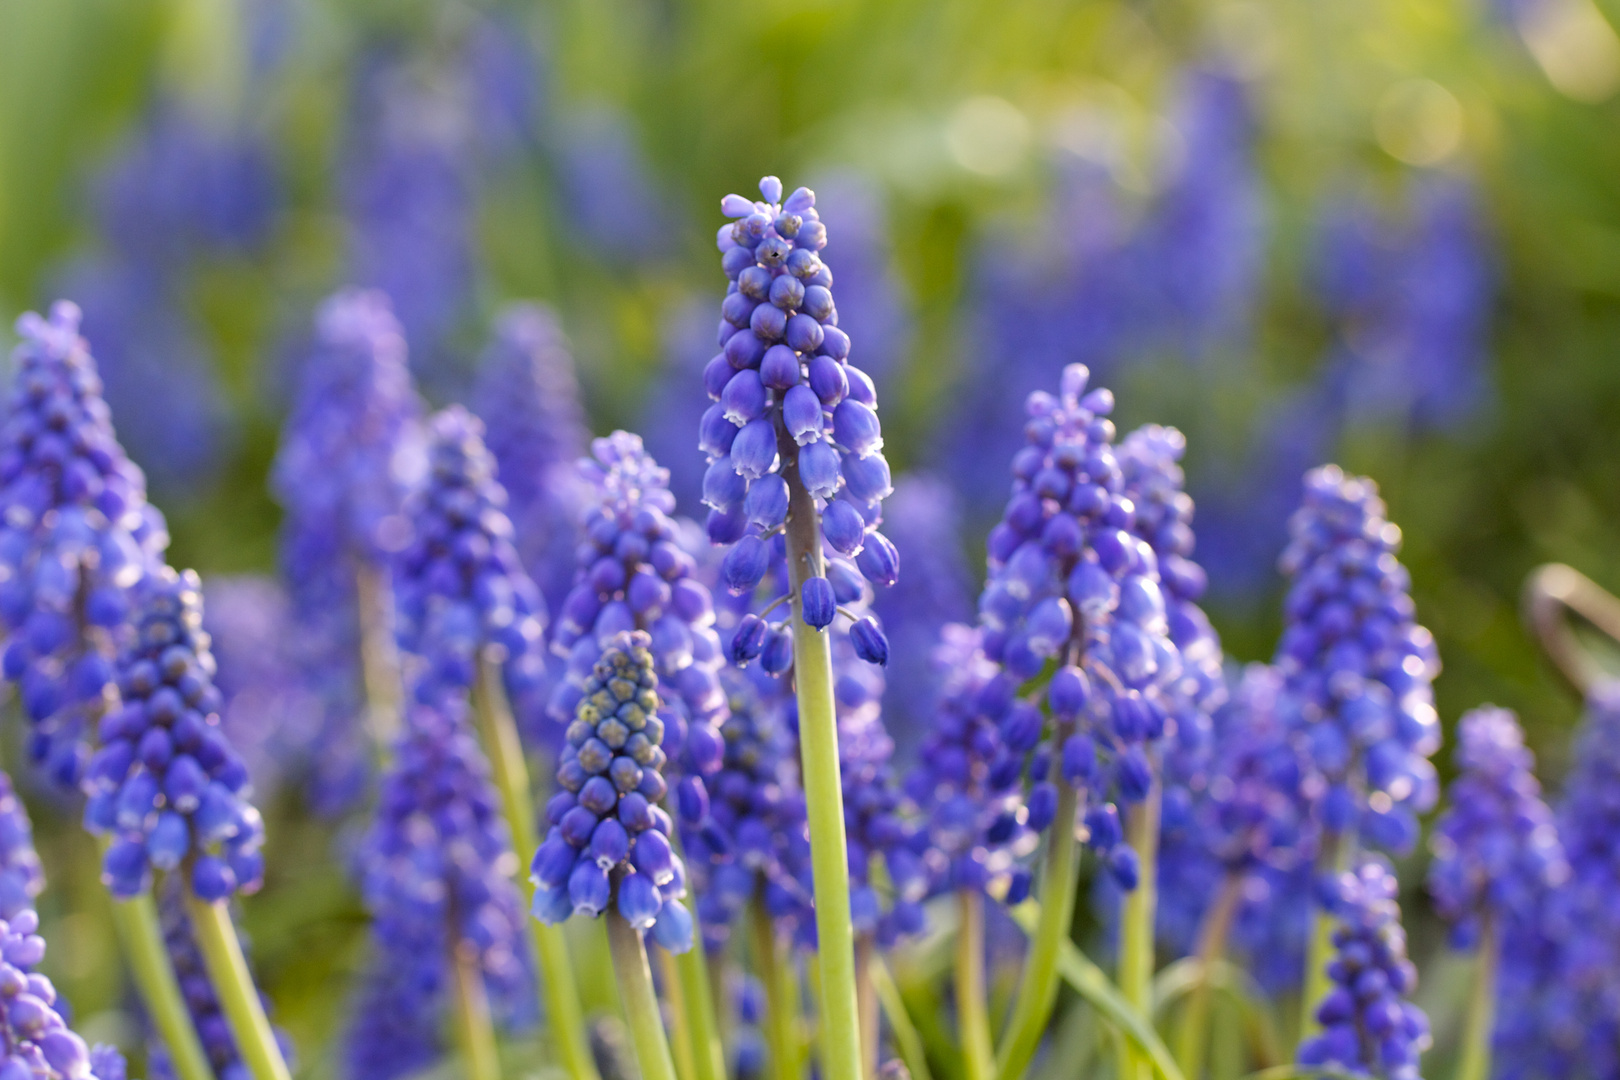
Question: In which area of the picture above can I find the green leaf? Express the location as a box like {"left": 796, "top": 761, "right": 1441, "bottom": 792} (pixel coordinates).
{"left": 1007, "top": 904, "right": 1187, "bottom": 1080}
{"left": 1151, "top": 957, "right": 1286, "bottom": 1067}
{"left": 872, "top": 956, "right": 937, "bottom": 1080}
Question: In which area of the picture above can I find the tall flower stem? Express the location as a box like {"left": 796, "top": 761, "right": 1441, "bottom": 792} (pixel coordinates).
{"left": 1456, "top": 917, "right": 1499, "bottom": 1080}
{"left": 606, "top": 910, "right": 680, "bottom": 1080}
{"left": 995, "top": 776, "right": 1080, "bottom": 1080}
{"left": 450, "top": 938, "right": 502, "bottom": 1080}
{"left": 1173, "top": 873, "right": 1243, "bottom": 1080}
{"left": 108, "top": 891, "right": 213, "bottom": 1080}
{"left": 663, "top": 836, "right": 725, "bottom": 1080}
{"left": 781, "top": 453, "right": 863, "bottom": 1080}
{"left": 1118, "top": 782, "right": 1162, "bottom": 1080}
{"left": 956, "top": 890, "right": 994, "bottom": 1080}
{"left": 1298, "top": 830, "right": 1348, "bottom": 1047}
{"left": 856, "top": 935, "right": 879, "bottom": 1077}
{"left": 752, "top": 895, "right": 802, "bottom": 1080}
{"left": 183, "top": 892, "right": 293, "bottom": 1080}
{"left": 472, "top": 655, "right": 599, "bottom": 1080}
{"left": 355, "top": 563, "right": 403, "bottom": 748}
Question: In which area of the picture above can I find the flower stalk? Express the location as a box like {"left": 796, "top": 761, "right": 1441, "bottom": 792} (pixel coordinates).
{"left": 1118, "top": 781, "right": 1162, "bottom": 1080}
{"left": 1456, "top": 917, "right": 1498, "bottom": 1080}
{"left": 471, "top": 654, "right": 599, "bottom": 1080}
{"left": 996, "top": 776, "right": 1080, "bottom": 1080}
{"left": 108, "top": 890, "right": 213, "bottom": 1080}
{"left": 1173, "top": 873, "right": 1243, "bottom": 1080}
{"left": 183, "top": 891, "right": 293, "bottom": 1080}
{"left": 607, "top": 910, "right": 680, "bottom": 1080}
{"left": 355, "top": 562, "right": 403, "bottom": 749}
{"left": 752, "top": 895, "right": 803, "bottom": 1080}
{"left": 782, "top": 456, "right": 864, "bottom": 1080}
{"left": 450, "top": 939, "right": 502, "bottom": 1080}
{"left": 956, "top": 890, "right": 994, "bottom": 1080}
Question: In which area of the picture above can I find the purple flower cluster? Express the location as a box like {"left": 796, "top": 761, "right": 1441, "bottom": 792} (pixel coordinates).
{"left": 977, "top": 364, "right": 1183, "bottom": 888}
{"left": 1274, "top": 465, "right": 1440, "bottom": 853}
{"left": 686, "top": 666, "right": 807, "bottom": 948}
{"left": 702, "top": 176, "right": 895, "bottom": 658}
{"left": 271, "top": 289, "right": 423, "bottom": 809}
{"left": 870, "top": 476, "right": 975, "bottom": 756}
{"left": 394, "top": 406, "right": 548, "bottom": 709}
{"left": 1297, "top": 858, "right": 1430, "bottom": 1080}
{"left": 0, "top": 774, "right": 43, "bottom": 920}
{"left": 1315, "top": 174, "right": 1492, "bottom": 431}
{"left": 530, "top": 632, "right": 695, "bottom": 953}
{"left": 903, "top": 624, "right": 1043, "bottom": 906}
{"left": 1155, "top": 664, "right": 1315, "bottom": 990}
{"left": 1426, "top": 707, "right": 1565, "bottom": 948}
{"left": 273, "top": 289, "right": 423, "bottom": 568}
{"left": 550, "top": 432, "right": 728, "bottom": 812}
{"left": 0, "top": 302, "right": 170, "bottom": 788}
{"left": 1495, "top": 682, "right": 1620, "bottom": 1080}
{"left": 84, "top": 568, "right": 265, "bottom": 901}
{"left": 348, "top": 698, "right": 533, "bottom": 1080}
{"left": 150, "top": 879, "right": 292, "bottom": 1080}
{"left": 0, "top": 904, "right": 124, "bottom": 1080}
{"left": 470, "top": 304, "right": 590, "bottom": 613}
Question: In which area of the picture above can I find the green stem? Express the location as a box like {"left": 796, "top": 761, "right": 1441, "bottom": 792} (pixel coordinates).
{"left": 450, "top": 938, "right": 503, "bottom": 1080}
{"left": 1174, "top": 873, "right": 1243, "bottom": 1080}
{"left": 1119, "top": 781, "right": 1162, "bottom": 1080}
{"left": 871, "top": 957, "right": 935, "bottom": 1080}
{"left": 1455, "top": 917, "right": 1498, "bottom": 1080}
{"left": 355, "top": 562, "right": 403, "bottom": 751}
{"left": 182, "top": 892, "right": 292, "bottom": 1080}
{"left": 956, "top": 890, "right": 994, "bottom": 1080}
{"left": 752, "top": 895, "right": 803, "bottom": 1080}
{"left": 656, "top": 948, "right": 697, "bottom": 1080}
{"left": 471, "top": 654, "right": 600, "bottom": 1080}
{"left": 1298, "top": 831, "right": 1348, "bottom": 1049}
{"left": 108, "top": 891, "right": 214, "bottom": 1080}
{"left": 606, "top": 909, "right": 680, "bottom": 1080}
{"left": 857, "top": 934, "right": 879, "bottom": 1078}
{"left": 994, "top": 778, "right": 1080, "bottom": 1080}
{"left": 667, "top": 944, "right": 726, "bottom": 1080}
{"left": 781, "top": 459, "right": 863, "bottom": 1080}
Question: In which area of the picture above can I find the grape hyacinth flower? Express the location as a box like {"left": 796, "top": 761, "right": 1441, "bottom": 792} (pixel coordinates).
{"left": 703, "top": 175, "right": 895, "bottom": 653}
{"left": 551, "top": 432, "right": 728, "bottom": 828}
{"left": 348, "top": 698, "right": 534, "bottom": 1080}
{"left": 393, "top": 406, "right": 549, "bottom": 712}
{"left": 0, "top": 773, "right": 43, "bottom": 920}
{"left": 871, "top": 475, "right": 975, "bottom": 759}
{"left": 0, "top": 763, "right": 126, "bottom": 1080}
{"left": 903, "top": 624, "right": 1041, "bottom": 908}
{"left": 271, "top": 288, "right": 423, "bottom": 807}
{"left": 0, "top": 301, "right": 170, "bottom": 788}
{"left": 83, "top": 567, "right": 265, "bottom": 901}
{"left": 0, "top": 901, "right": 127, "bottom": 1080}
{"left": 1297, "top": 859, "right": 1431, "bottom": 1080}
{"left": 1275, "top": 465, "right": 1441, "bottom": 854}
{"left": 987, "top": 363, "right": 1187, "bottom": 1080}
{"left": 273, "top": 293, "right": 423, "bottom": 567}
{"left": 1427, "top": 707, "right": 1565, "bottom": 946}
{"left": 702, "top": 174, "right": 899, "bottom": 1080}
{"left": 1493, "top": 681, "right": 1620, "bottom": 1080}
{"left": 470, "top": 303, "right": 590, "bottom": 614}
{"left": 686, "top": 665, "right": 806, "bottom": 949}
{"left": 976, "top": 364, "right": 1181, "bottom": 886}
{"left": 393, "top": 410, "right": 598, "bottom": 1080}
{"left": 530, "top": 631, "right": 694, "bottom": 951}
